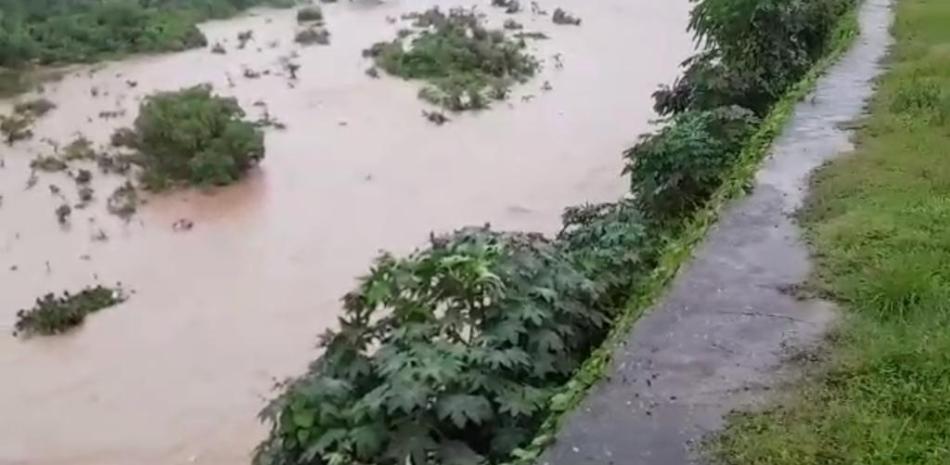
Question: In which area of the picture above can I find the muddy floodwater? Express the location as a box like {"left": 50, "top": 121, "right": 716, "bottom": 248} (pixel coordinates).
{"left": 0, "top": 1, "right": 692, "bottom": 463}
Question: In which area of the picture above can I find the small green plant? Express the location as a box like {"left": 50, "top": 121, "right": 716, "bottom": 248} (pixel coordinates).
{"left": 296, "top": 6, "right": 324, "bottom": 23}
{"left": 365, "top": 7, "right": 538, "bottom": 111}
{"left": 63, "top": 135, "right": 98, "bottom": 161}
{"left": 623, "top": 106, "right": 759, "bottom": 220}
{"left": 0, "top": 114, "right": 34, "bottom": 144}
{"left": 552, "top": 8, "right": 581, "bottom": 25}
{"left": 295, "top": 26, "right": 330, "bottom": 46}
{"left": 13, "top": 98, "right": 56, "bottom": 117}
{"left": 115, "top": 85, "right": 265, "bottom": 190}
{"left": 255, "top": 227, "right": 610, "bottom": 465}
{"left": 30, "top": 155, "right": 68, "bottom": 172}
{"left": 13, "top": 285, "right": 126, "bottom": 337}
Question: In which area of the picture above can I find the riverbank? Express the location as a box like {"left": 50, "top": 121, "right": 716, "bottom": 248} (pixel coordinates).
{"left": 713, "top": 0, "right": 950, "bottom": 463}
{"left": 0, "top": 2, "right": 694, "bottom": 463}
{"left": 539, "top": 0, "right": 893, "bottom": 463}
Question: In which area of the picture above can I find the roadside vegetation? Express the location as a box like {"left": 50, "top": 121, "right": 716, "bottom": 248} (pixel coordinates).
{"left": 113, "top": 84, "right": 265, "bottom": 190}
{"left": 364, "top": 7, "right": 538, "bottom": 111}
{"left": 254, "top": 1, "right": 856, "bottom": 464}
{"left": 13, "top": 285, "right": 126, "bottom": 337}
{"left": 0, "top": 0, "right": 296, "bottom": 95}
{"left": 712, "top": 1, "right": 950, "bottom": 464}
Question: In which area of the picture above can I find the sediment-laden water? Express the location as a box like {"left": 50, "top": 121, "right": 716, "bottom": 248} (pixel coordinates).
{"left": 0, "top": 1, "right": 692, "bottom": 463}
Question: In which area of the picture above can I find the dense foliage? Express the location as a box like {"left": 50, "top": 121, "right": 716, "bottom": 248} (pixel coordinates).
{"left": 256, "top": 0, "right": 854, "bottom": 463}
{"left": 0, "top": 0, "right": 294, "bottom": 68}
{"left": 654, "top": 0, "right": 854, "bottom": 116}
{"left": 255, "top": 228, "right": 613, "bottom": 465}
{"left": 623, "top": 106, "right": 758, "bottom": 219}
{"left": 365, "top": 8, "right": 537, "bottom": 111}
{"left": 13, "top": 285, "right": 126, "bottom": 337}
{"left": 115, "top": 84, "right": 264, "bottom": 189}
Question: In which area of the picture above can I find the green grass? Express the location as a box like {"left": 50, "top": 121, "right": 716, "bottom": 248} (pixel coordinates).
{"left": 712, "top": 0, "right": 950, "bottom": 464}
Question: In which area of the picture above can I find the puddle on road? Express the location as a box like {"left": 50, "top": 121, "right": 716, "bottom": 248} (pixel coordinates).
{"left": 0, "top": 1, "right": 692, "bottom": 463}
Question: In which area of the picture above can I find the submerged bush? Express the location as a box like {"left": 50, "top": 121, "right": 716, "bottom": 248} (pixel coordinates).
{"left": 624, "top": 106, "right": 759, "bottom": 219}
{"left": 115, "top": 84, "right": 264, "bottom": 189}
{"left": 13, "top": 285, "right": 126, "bottom": 337}
{"left": 365, "top": 8, "right": 537, "bottom": 111}
{"left": 255, "top": 227, "right": 611, "bottom": 465}
{"left": 296, "top": 6, "right": 324, "bottom": 23}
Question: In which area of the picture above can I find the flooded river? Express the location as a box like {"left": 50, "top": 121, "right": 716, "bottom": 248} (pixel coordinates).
{"left": 0, "top": 1, "right": 692, "bottom": 463}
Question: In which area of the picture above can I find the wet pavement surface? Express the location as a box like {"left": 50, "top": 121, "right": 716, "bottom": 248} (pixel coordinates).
{"left": 540, "top": 1, "right": 894, "bottom": 464}
{"left": 0, "top": 1, "right": 693, "bottom": 464}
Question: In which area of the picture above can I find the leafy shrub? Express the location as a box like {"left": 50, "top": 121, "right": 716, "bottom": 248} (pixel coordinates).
{"left": 558, "top": 201, "right": 662, "bottom": 308}
{"left": 0, "top": 113, "right": 33, "bottom": 144}
{"left": 365, "top": 8, "right": 537, "bottom": 111}
{"left": 295, "top": 26, "right": 330, "bottom": 46}
{"left": 0, "top": 0, "right": 296, "bottom": 69}
{"left": 889, "top": 77, "right": 948, "bottom": 124}
{"left": 115, "top": 84, "right": 264, "bottom": 189}
{"left": 13, "top": 285, "right": 126, "bottom": 337}
{"left": 13, "top": 98, "right": 56, "bottom": 117}
{"left": 296, "top": 6, "right": 323, "bottom": 23}
{"left": 623, "top": 106, "right": 759, "bottom": 219}
{"left": 654, "top": 0, "right": 855, "bottom": 116}
{"left": 255, "top": 227, "right": 611, "bottom": 465}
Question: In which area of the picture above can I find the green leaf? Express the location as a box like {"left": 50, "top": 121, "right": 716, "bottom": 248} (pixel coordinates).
{"left": 350, "top": 423, "right": 386, "bottom": 458}
{"left": 385, "top": 380, "right": 430, "bottom": 414}
{"left": 292, "top": 408, "right": 315, "bottom": 429}
{"left": 437, "top": 440, "right": 485, "bottom": 465}
{"left": 301, "top": 428, "right": 347, "bottom": 461}
{"left": 436, "top": 394, "right": 493, "bottom": 428}
{"left": 383, "top": 424, "right": 437, "bottom": 465}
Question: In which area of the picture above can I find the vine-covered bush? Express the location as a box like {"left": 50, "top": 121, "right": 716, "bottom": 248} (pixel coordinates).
{"left": 115, "top": 84, "right": 264, "bottom": 189}
{"left": 654, "top": 0, "right": 854, "bottom": 116}
{"left": 623, "top": 106, "right": 759, "bottom": 220}
{"left": 365, "top": 8, "right": 537, "bottom": 111}
{"left": 255, "top": 227, "right": 611, "bottom": 465}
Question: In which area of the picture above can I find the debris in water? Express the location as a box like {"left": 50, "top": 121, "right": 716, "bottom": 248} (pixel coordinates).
{"left": 25, "top": 171, "right": 38, "bottom": 190}
{"left": 12, "top": 285, "right": 127, "bottom": 337}
{"left": 49, "top": 184, "right": 62, "bottom": 197}
{"left": 172, "top": 219, "right": 195, "bottom": 231}
{"left": 553, "top": 53, "right": 564, "bottom": 69}
{"left": 243, "top": 68, "right": 262, "bottom": 79}
{"left": 30, "top": 155, "right": 67, "bottom": 172}
{"left": 295, "top": 26, "right": 330, "bottom": 46}
{"left": 422, "top": 110, "right": 450, "bottom": 125}
{"left": 107, "top": 182, "right": 138, "bottom": 220}
{"left": 91, "top": 229, "right": 109, "bottom": 242}
{"left": 73, "top": 169, "right": 93, "bottom": 185}
{"left": 542, "top": 80, "right": 553, "bottom": 91}
{"left": 55, "top": 204, "right": 72, "bottom": 224}
{"left": 211, "top": 42, "right": 227, "bottom": 54}
{"left": 552, "top": 8, "right": 582, "bottom": 25}
{"left": 126, "top": 80, "right": 138, "bottom": 88}
{"left": 237, "top": 30, "right": 254, "bottom": 49}
{"left": 63, "top": 136, "right": 97, "bottom": 161}
{"left": 77, "top": 186, "right": 94, "bottom": 207}
{"left": 1, "top": 114, "right": 34, "bottom": 144}
{"left": 365, "top": 67, "right": 380, "bottom": 79}
{"left": 503, "top": 19, "right": 524, "bottom": 30}
{"left": 530, "top": 1, "right": 547, "bottom": 15}
{"left": 13, "top": 98, "right": 56, "bottom": 118}
{"left": 514, "top": 31, "right": 550, "bottom": 40}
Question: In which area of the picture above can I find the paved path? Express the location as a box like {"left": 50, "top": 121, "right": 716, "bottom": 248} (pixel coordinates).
{"left": 541, "top": 1, "right": 894, "bottom": 463}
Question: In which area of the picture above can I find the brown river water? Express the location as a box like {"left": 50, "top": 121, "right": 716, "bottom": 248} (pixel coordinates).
{"left": 0, "top": 1, "right": 692, "bottom": 463}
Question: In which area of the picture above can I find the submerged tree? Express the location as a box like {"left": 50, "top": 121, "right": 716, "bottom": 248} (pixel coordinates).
{"left": 114, "top": 84, "right": 265, "bottom": 189}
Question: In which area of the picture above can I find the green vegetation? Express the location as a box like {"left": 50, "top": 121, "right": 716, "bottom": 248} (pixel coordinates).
{"left": 0, "top": 0, "right": 296, "bottom": 94}
{"left": 295, "top": 26, "right": 330, "bottom": 46}
{"left": 653, "top": 0, "right": 855, "bottom": 116}
{"left": 114, "top": 84, "right": 264, "bottom": 190}
{"left": 365, "top": 8, "right": 537, "bottom": 111}
{"left": 255, "top": 0, "right": 856, "bottom": 464}
{"left": 13, "top": 285, "right": 126, "bottom": 337}
{"left": 711, "top": 1, "right": 950, "bottom": 464}
{"left": 296, "top": 6, "right": 323, "bottom": 23}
